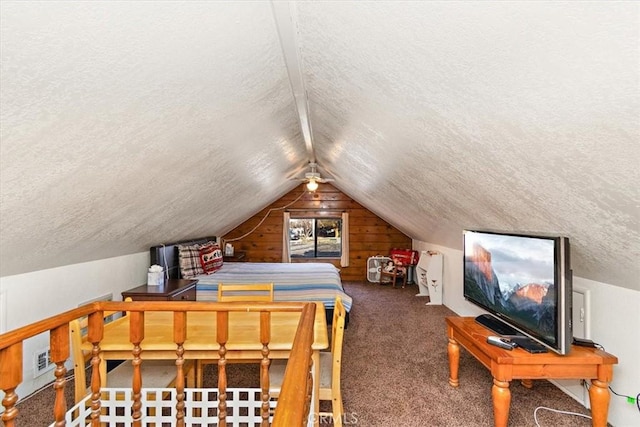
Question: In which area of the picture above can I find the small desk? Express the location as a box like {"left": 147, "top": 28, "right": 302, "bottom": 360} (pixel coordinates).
{"left": 121, "top": 279, "right": 198, "bottom": 301}
{"left": 85, "top": 302, "right": 328, "bottom": 427}
{"left": 446, "top": 316, "right": 618, "bottom": 427}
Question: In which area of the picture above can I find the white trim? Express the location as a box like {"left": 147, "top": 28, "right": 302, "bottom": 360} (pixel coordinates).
{"left": 271, "top": 0, "right": 315, "bottom": 162}
{"left": 573, "top": 286, "right": 591, "bottom": 339}
{"left": 0, "top": 289, "right": 6, "bottom": 333}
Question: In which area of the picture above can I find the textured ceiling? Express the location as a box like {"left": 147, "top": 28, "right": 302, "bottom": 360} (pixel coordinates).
{"left": 1, "top": 2, "right": 638, "bottom": 292}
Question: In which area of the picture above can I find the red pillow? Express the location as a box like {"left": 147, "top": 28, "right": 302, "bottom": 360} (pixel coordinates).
{"left": 199, "top": 244, "right": 223, "bottom": 274}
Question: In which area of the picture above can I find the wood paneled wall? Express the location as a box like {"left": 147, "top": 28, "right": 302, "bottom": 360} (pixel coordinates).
{"left": 221, "top": 184, "right": 411, "bottom": 281}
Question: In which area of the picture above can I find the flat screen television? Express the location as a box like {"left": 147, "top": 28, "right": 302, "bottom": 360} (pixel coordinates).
{"left": 463, "top": 229, "right": 572, "bottom": 355}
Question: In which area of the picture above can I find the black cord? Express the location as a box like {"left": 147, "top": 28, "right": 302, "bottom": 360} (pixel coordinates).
{"left": 608, "top": 386, "right": 640, "bottom": 414}
{"left": 583, "top": 382, "right": 639, "bottom": 413}
{"left": 581, "top": 343, "right": 640, "bottom": 413}
{"left": 609, "top": 385, "right": 633, "bottom": 399}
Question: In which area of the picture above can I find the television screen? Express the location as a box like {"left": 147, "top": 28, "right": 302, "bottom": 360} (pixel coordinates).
{"left": 463, "top": 229, "right": 572, "bottom": 354}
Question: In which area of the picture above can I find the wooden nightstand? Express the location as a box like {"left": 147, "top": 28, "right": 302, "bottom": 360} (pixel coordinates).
{"left": 121, "top": 279, "right": 198, "bottom": 301}
{"left": 223, "top": 251, "right": 246, "bottom": 262}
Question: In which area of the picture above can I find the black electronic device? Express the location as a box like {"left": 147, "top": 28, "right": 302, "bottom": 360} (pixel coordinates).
{"left": 475, "top": 313, "right": 522, "bottom": 336}
{"left": 573, "top": 337, "right": 597, "bottom": 348}
{"left": 503, "top": 335, "right": 549, "bottom": 353}
{"left": 487, "top": 336, "right": 518, "bottom": 350}
{"left": 464, "top": 229, "right": 572, "bottom": 355}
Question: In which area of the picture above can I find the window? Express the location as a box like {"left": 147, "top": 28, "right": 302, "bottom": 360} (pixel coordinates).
{"left": 289, "top": 218, "right": 342, "bottom": 258}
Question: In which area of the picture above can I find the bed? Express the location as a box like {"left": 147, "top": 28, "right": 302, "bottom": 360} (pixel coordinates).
{"left": 150, "top": 237, "right": 353, "bottom": 316}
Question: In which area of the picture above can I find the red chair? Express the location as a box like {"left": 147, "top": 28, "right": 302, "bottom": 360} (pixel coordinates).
{"left": 379, "top": 249, "right": 419, "bottom": 288}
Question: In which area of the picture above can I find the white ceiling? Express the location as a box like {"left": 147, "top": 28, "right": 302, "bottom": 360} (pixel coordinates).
{"left": 1, "top": 2, "right": 638, "bottom": 292}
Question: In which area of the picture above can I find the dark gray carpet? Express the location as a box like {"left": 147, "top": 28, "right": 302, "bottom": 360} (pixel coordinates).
{"left": 338, "top": 282, "right": 593, "bottom": 427}
{"left": 13, "top": 281, "right": 595, "bottom": 426}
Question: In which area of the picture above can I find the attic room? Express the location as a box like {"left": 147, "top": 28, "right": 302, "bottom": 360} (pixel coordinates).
{"left": 0, "top": 1, "right": 638, "bottom": 426}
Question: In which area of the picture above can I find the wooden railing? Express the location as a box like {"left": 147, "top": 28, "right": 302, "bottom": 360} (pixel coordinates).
{"left": 0, "top": 301, "right": 316, "bottom": 426}
{"left": 271, "top": 303, "right": 315, "bottom": 427}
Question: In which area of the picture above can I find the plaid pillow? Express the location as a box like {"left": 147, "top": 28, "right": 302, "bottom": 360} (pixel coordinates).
{"left": 178, "top": 241, "right": 215, "bottom": 278}
{"left": 199, "top": 244, "right": 224, "bottom": 274}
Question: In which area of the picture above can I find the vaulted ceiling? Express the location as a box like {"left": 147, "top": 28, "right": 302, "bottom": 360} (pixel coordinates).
{"left": 1, "top": 2, "right": 638, "bottom": 292}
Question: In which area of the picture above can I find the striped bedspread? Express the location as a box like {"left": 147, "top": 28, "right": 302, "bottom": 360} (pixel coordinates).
{"left": 194, "top": 262, "right": 352, "bottom": 311}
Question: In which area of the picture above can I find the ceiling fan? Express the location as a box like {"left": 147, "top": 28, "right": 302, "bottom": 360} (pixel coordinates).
{"left": 293, "top": 162, "right": 334, "bottom": 191}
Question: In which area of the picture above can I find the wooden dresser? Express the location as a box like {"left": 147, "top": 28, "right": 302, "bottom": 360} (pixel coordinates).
{"left": 121, "top": 279, "right": 198, "bottom": 301}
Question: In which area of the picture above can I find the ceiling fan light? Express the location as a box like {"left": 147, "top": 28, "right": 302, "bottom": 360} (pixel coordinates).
{"left": 306, "top": 179, "right": 319, "bottom": 191}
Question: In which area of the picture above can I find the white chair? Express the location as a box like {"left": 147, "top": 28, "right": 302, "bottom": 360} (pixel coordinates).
{"left": 270, "top": 296, "right": 346, "bottom": 426}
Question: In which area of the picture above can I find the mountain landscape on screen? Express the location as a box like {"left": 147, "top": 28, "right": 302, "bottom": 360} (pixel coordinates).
{"left": 464, "top": 243, "right": 555, "bottom": 338}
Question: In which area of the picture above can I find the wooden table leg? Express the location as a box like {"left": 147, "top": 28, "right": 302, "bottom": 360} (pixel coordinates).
{"left": 447, "top": 337, "right": 460, "bottom": 387}
{"left": 491, "top": 379, "right": 510, "bottom": 427}
{"left": 521, "top": 379, "right": 533, "bottom": 389}
{"left": 312, "top": 350, "right": 320, "bottom": 427}
{"left": 589, "top": 379, "right": 611, "bottom": 427}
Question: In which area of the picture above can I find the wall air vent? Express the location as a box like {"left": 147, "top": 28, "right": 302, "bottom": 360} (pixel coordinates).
{"left": 33, "top": 347, "right": 54, "bottom": 378}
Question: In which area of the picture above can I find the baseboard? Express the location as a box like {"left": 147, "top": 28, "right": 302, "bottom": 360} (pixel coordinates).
{"left": 550, "top": 379, "right": 589, "bottom": 409}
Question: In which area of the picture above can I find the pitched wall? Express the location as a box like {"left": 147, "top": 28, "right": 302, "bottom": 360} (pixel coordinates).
{"left": 222, "top": 184, "right": 411, "bottom": 281}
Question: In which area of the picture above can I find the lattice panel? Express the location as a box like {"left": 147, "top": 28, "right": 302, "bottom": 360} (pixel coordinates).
{"left": 51, "top": 388, "right": 277, "bottom": 427}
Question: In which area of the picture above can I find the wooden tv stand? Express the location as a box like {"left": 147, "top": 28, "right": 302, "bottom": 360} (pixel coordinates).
{"left": 446, "top": 316, "right": 618, "bottom": 427}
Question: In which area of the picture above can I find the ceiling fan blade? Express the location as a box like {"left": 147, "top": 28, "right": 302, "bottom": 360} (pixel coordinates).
{"left": 288, "top": 162, "right": 335, "bottom": 184}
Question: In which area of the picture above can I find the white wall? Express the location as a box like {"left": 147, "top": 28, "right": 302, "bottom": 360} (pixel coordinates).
{"left": 413, "top": 239, "right": 640, "bottom": 427}
{"left": 0, "top": 252, "right": 149, "bottom": 401}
